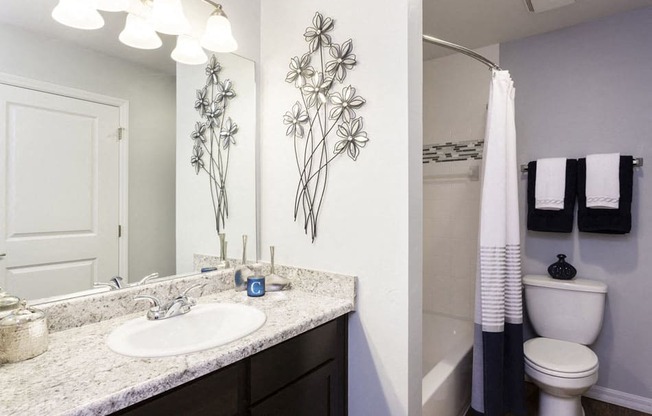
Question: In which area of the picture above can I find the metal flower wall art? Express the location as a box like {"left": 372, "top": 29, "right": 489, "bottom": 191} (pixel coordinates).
{"left": 191, "top": 55, "right": 238, "bottom": 233}
{"left": 284, "top": 12, "right": 369, "bottom": 242}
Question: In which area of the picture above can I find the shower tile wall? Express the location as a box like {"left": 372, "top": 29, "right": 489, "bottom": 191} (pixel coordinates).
{"left": 423, "top": 44, "right": 498, "bottom": 321}
{"left": 423, "top": 161, "right": 481, "bottom": 320}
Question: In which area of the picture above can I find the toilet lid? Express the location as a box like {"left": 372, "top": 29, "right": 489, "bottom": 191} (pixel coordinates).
{"left": 524, "top": 338, "right": 598, "bottom": 377}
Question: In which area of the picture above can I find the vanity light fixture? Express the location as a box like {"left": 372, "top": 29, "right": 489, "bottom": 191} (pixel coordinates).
{"left": 119, "top": 0, "right": 162, "bottom": 49}
{"left": 149, "top": 0, "right": 191, "bottom": 35}
{"left": 171, "top": 35, "right": 208, "bottom": 65}
{"left": 96, "top": 0, "right": 129, "bottom": 12}
{"left": 200, "top": 1, "right": 238, "bottom": 53}
{"left": 51, "top": 0, "right": 105, "bottom": 30}
{"left": 119, "top": 13, "right": 163, "bottom": 50}
{"left": 51, "top": 0, "right": 239, "bottom": 64}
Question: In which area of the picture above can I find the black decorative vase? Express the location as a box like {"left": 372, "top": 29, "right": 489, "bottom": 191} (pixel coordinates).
{"left": 547, "top": 254, "right": 577, "bottom": 280}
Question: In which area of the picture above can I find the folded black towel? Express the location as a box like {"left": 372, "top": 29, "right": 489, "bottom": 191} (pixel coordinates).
{"left": 577, "top": 156, "right": 633, "bottom": 234}
{"left": 527, "top": 159, "right": 577, "bottom": 233}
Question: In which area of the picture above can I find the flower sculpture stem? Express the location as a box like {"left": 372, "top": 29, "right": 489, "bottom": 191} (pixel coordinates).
{"left": 284, "top": 12, "right": 369, "bottom": 242}
{"left": 191, "top": 55, "right": 238, "bottom": 234}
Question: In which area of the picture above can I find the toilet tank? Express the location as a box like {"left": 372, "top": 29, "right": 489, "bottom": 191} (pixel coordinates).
{"left": 523, "top": 275, "right": 607, "bottom": 345}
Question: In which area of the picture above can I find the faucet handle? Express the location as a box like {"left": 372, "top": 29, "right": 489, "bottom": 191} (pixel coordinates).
{"left": 134, "top": 295, "right": 162, "bottom": 310}
{"left": 179, "top": 284, "right": 205, "bottom": 307}
{"left": 136, "top": 272, "right": 160, "bottom": 286}
{"left": 94, "top": 282, "right": 118, "bottom": 290}
{"left": 181, "top": 283, "right": 205, "bottom": 298}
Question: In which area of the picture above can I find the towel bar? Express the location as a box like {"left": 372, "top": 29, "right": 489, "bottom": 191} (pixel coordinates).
{"left": 520, "top": 157, "right": 643, "bottom": 173}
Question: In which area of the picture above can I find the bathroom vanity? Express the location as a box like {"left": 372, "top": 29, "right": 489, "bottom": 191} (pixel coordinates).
{"left": 114, "top": 316, "right": 347, "bottom": 416}
{"left": 0, "top": 267, "right": 355, "bottom": 415}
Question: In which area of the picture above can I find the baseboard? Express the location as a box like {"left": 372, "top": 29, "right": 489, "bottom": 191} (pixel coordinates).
{"left": 457, "top": 402, "right": 471, "bottom": 416}
{"left": 585, "top": 385, "right": 652, "bottom": 414}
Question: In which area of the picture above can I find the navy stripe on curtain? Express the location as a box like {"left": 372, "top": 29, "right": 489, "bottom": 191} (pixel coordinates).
{"left": 470, "top": 328, "right": 526, "bottom": 416}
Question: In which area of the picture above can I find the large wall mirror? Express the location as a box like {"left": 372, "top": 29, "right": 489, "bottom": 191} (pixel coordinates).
{"left": 0, "top": 0, "right": 257, "bottom": 302}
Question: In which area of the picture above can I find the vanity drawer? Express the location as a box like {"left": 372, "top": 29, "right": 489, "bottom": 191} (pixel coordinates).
{"left": 249, "top": 317, "right": 344, "bottom": 404}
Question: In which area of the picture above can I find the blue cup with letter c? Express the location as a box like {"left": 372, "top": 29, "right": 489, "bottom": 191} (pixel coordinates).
{"left": 247, "top": 276, "right": 265, "bottom": 297}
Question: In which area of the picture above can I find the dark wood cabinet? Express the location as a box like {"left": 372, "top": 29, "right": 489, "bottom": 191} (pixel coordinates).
{"left": 250, "top": 361, "right": 337, "bottom": 416}
{"left": 113, "top": 315, "right": 347, "bottom": 416}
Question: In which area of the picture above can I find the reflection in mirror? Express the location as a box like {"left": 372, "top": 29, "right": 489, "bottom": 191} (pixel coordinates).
{"left": 0, "top": 0, "right": 256, "bottom": 303}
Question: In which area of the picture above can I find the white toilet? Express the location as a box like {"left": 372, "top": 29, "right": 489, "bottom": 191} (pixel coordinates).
{"left": 523, "top": 274, "right": 607, "bottom": 416}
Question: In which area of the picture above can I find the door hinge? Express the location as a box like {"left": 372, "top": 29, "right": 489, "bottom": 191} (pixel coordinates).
{"left": 118, "top": 225, "right": 122, "bottom": 238}
{"left": 117, "top": 127, "right": 126, "bottom": 141}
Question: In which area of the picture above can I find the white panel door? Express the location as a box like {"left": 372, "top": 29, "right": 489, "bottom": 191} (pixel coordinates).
{"left": 0, "top": 84, "right": 121, "bottom": 300}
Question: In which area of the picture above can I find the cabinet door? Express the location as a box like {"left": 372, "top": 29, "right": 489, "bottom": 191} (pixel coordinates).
{"left": 250, "top": 319, "right": 338, "bottom": 403}
{"left": 250, "top": 361, "right": 339, "bottom": 416}
{"left": 112, "top": 361, "right": 246, "bottom": 416}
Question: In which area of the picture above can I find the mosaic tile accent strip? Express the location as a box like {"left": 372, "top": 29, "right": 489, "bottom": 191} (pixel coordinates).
{"left": 423, "top": 140, "right": 484, "bottom": 164}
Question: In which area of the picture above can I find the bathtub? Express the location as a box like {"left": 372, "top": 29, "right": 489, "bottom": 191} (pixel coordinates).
{"left": 422, "top": 311, "right": 474, "bottom": 416}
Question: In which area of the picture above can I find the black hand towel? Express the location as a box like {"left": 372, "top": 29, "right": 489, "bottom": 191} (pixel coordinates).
{"left": 527, "top": 159, "right": 577, "bottom": 233}
{"left": 577, "top": 155, "right": 633, "bottom": 234}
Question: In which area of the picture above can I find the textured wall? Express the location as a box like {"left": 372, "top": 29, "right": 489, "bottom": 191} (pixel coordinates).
{"left": 502, "top": 6, "right": 652, "bottom": 401}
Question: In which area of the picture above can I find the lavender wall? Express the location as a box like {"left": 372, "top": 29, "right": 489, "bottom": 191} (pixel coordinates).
{"left": 502, "top": 7, "right": 652, "bottom": 401}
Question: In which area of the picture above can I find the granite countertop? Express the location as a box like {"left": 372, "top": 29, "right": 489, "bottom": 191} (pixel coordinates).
{"left": 0, "top": 286, "right": 355, "bottom": 416}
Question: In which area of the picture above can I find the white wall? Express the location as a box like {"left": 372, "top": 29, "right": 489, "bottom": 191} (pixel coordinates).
{"left": 259, "top": 1, "right": 422, "bottom": 414}
{"left": 423, "top": 174, "right": 480, "bottom": 320}
{"left": 423, "top": 45, "right": 497, "bottom": 145}
{"left": 422, "top": 46, "right": 498, "bottom": 321}
{"left": 0, "top": 23, "right": 176, "bottom": 282}
{"left": 176, "top": 54, "right": 257, "bottom": 271}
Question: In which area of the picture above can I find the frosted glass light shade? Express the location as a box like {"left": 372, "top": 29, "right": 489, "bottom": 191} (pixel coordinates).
{"left": 119, "top": 13, "right": 162, "bottom": 49}
{"left": 149, "top": 0, "right": 191, "bottom": 35}
{"left": 52, "top": 0, "right": 105, "bottom": 30}
{"left": 200, "top": 14, "right": 238, "bottom": 53}
{"left": 171, "top": 36, "right": 208, "bottom": 65}
{"left": 96, "top": 0, "right": 129, "bottom": 12}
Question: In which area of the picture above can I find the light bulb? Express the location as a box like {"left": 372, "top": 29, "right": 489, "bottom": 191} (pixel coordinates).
{"left": 200, "top": 12, "right": 238, "bottom": 53}
{"left": 119, "top": 13, "right": 162, "bottom": 49}
{"left": 96, "top": 0, "right": 129, "bottom": 12}
{"left": 171, "top": 35, "right": 208, "bottom": 65}
{"left": 149, "top": 0, "right": 191, "bottom": 35}
{"left": 52, "top": 0, "right": 104, "bottom": 30}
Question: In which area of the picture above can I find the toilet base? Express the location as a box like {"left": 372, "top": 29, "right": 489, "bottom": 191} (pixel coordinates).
{"left": 539, "top": 390, "right": 584, "bottom": 416}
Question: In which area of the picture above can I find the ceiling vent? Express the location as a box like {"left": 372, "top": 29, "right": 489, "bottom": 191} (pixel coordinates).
{"left": 524, "top": 0, "right": 576, "bottom": 13}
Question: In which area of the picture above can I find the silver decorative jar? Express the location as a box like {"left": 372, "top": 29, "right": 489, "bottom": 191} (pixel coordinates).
{"left": 0, "top": 301, "right": 49, "bottom": 363}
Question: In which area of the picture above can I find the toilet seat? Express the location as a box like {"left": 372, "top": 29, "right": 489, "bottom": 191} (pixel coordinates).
{"left": 524, "top": 338, "right": 598, "bottom": 379}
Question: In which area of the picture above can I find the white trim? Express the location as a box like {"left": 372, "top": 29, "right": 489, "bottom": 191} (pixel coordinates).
{"left": 118, "top": 107, "right": 129, "bottom": 280}
{"left": 585, "top": 385, "right": 652, "bottom": 414}
{"left": 0, "top": 72, "right": 130, "bottom": 280}
{"left": 0, "top": 72, "right": 127, "bottom": 107}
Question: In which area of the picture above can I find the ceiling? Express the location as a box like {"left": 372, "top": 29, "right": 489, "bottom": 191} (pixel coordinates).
{"left": 3, "top": 0, "right": 650, "bottom": 70}
{"left": 423, "top": 0, "right": 652, "bottom": 60}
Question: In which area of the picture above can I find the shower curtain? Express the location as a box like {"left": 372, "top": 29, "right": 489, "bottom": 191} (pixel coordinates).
{"left": 470, "top": 70, "right": 525, "bottom": 416}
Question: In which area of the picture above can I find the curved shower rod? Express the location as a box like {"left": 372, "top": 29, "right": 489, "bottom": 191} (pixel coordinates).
{"left": 423, "top": 34, "right": 502, "bottom": 71}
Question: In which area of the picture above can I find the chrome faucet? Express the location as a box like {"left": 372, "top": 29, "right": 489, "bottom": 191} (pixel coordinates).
{"left": 94, "top": 273, "right": 160, "bottom": 291}
{"left": 134, "top": 284, "right": 204, "bottom": 320}
{"left": 136, "top": 272, "right": 159, "bottom": 286}
{"left": 94, "top": 276, "right": 124, "bottom": 290}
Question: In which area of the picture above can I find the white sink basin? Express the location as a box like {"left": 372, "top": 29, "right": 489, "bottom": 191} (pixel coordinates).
{"left": 106, "top": 303, "right": 266, "bottom": 358}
